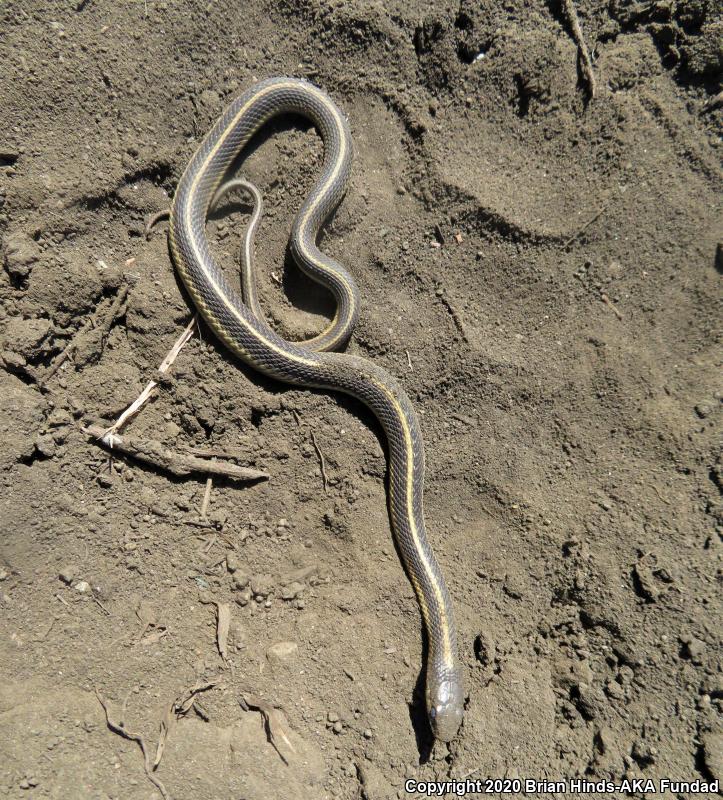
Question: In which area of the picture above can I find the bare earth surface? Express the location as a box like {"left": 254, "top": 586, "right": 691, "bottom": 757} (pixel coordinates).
{"left": 0, "top": 1, "right": 721, "bottom": 799}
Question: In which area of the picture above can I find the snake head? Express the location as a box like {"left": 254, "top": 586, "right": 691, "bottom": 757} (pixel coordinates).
{"left": 427, "top": 672, "right": 464, "bottom": 742}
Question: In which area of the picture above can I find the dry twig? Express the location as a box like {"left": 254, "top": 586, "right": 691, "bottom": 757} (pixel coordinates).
{"left": 94, "top": 688, "right": 171, "bottom": 800}
{"left": 198, "top": 595, "right": 232, "bottom": 665}
{"left": 600, "top": 292, "right": 623, "bottom": 320}
{"left": 83, "top": 425, "right": 269, "bottom": 483}
{"left": 200, "top": 475, "right": 214, "bottom": 518}
{"left": 439, "top": 292, "right": 468, "bottom": 342}
{"left": 562, "top": 206, "right": 607, "bottom": 249}
{"left": 104, "top": 315, "right": 197, "bottom": 436}
{"left": 310, "top": 432, "right": 328, "bottom": 493}
{"left": 562, "top": 0, "right": 596, "bottom": 100}
{"left": 239, "top": 694, "right": 296, "bottom": 764}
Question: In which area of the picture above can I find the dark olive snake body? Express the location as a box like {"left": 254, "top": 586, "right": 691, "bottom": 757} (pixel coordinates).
{"left": 169, "top": 77, "right": 463, "bottom": 741}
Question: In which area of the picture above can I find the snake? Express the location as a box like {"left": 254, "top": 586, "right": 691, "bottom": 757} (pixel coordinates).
{"left": 168, "top": 76, "right": 464, "bottom": 741}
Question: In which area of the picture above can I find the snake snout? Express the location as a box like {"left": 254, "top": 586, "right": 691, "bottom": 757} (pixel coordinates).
{"left": 428, "top": 674, "right": 464, "bottom": 742}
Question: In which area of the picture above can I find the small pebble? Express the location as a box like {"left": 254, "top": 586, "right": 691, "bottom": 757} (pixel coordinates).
{"left": 59, "top": 565, "right": 77, "bottom": 585}
{"left": 35, "top": 435, "right": 57, "bottom": 458}
{"left": 680, "top": 634, "right": 707, "bottom": 665}
{"left": 250, "top": 573, "right": 274, "bottom": 599}
{"left": 280, "top": 581, "right": 304, "bottom": 600}
{"left": 266, "top": 640, "right": 298, "bottom": 665}
{"left": 235, "top": 588, "right": 252, "bottom": 607}
{"left": 232, "top": 572, "right": 250, "bottom": 590}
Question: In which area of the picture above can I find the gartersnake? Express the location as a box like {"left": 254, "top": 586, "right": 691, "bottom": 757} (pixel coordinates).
{"left": 168, "top": 76, "right": 464, "bottom": 741}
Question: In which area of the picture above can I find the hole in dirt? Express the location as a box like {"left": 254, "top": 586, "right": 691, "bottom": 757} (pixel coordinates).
{"left": 514, "top": 74, "right": 531, "bottom": 117}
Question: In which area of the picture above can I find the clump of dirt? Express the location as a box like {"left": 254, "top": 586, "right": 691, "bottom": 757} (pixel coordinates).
{"left": 0, "top": 1, "right": 720, "bottom": 799}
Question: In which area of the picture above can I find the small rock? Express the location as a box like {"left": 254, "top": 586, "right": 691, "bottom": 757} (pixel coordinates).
{"left": 695, "top": 401, "right": 716, "bottom": 419}
{"left": 594, "top": 726, "right": 616, "bottom": 755}
{"left": 74, "top": 580, "right": 90, "bottom": 593}
{"left": 266, "top": 640, "right": 298, "bottom": 665}
{"left": 163, "top": 421, "right": 181, "bottom": 440}
{"left": 363, "top": 728, "right": 373, "bottom": 739}
{"left": 34, "top": 435, "right": 57, "bottom": 458}
{"left": 631, "top": 738, "right": 656, "bottom": 766}
{"left": 502, "top": 573, "right": 524, "bottom": 599}
{"left": 633, "top": 560, "right": 659, "bottom": 602}
{"left": 612, "top": 642, "right": 643, "bottom": 668}
{"left": 605, "top": 679, "right": 625, "bottom": 700}
{"left": 575, "top": 683, "right": 602, "bottom": 719}
{"left": 2, "top": 349, "right": 26, "bottom": 369}
{"left": 232, "top": 570, "right": 250, "bottom": 590}
{"left": 95, "top": 259, "right": 123, "bottom": 291}
{"left": 3, "top": 231, "right": 40, "bottom": 279}
{"left": 332, "top": 720, "right": 343, "bottom": 734}
{"left": 59, "top": 565, "right": 77, "bottom": 585}
{"left": 200, "top": 88, "right": 220, "bottom": 107}
{"left": 226, "top": 552, "right": 241, "bottom": 573}
{"left": 280, "top": 581, "right": 304, "bottom": 601}
{"left": 234, "top": 588, "right": 252, "bottom": 607}
{"left": 250, "top": 573, "right": 274, "bottom": 599}
{"left": 2, "top": 316, "right": 51, "bottom": 360}
{"left": 327, "top": 711, "right": 339, "bottom": 723}
{"left": 680, "top": 633, "right": 707, "bottom": 665}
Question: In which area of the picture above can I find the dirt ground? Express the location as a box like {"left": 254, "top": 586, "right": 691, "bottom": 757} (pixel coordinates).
{"left": 0, "top": 1, "right": 721, "bottom": 798}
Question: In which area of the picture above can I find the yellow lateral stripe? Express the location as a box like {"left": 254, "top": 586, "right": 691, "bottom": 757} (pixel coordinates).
{"left": 177, "top": 80, "right": 453, "bottom": 667}
{"left": 183, "top": 80, "right": 354, "bottom": 360}
{"left": 370, "top": 378, "right": 454, "bottom": 666}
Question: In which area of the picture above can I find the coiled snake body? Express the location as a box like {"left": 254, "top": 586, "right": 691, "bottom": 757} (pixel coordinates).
{"left": 169, "top": 77, "right": 464, "bottom": 741}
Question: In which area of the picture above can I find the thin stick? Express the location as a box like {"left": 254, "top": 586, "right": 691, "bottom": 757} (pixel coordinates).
{"left": 600, "top": 292, "right": 623, "bottom": 320}
{"left": 649, "top": 483, "right": 671, "bottom": 506}
{"left": 239, "top": 694, "right": 296, "bottom": 764}
{"left": 105, "top": 315, "right": 197, "bottom": 436}
{"left": 97, "top": 284, "right": 129, "bottom": 348}
{"left": 187, "top": 446, "right": 253, "bottom": 461}
{"left": 84, "top": 425, "right": 269, "bottom": 483}
{"left": 439, "top": 293, "right": 468, "bottom": 342}
{"left": 562, "top": 0, "right": 596, "bottom": 100}
{"left": 94, "top": 688, "right": 171, "bottom": 800}
{"left": 563, "top": 206, "right": 607, "bottom": 248}
{"left": 200, "top": 475, "right": 213, "bottom": 518}
{"left": 311, "top": 432, "right": 328, "bottom": 493}
{"left": 40, "top": 343, "right": 77, "bottom": 387}
{"left": 198, "top": 597, "right": 231, "bottom": 665}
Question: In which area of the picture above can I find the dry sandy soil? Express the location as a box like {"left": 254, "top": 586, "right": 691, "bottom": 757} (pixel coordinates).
{"left": 0, "top": 1, "right": 721, "bottom": 799}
